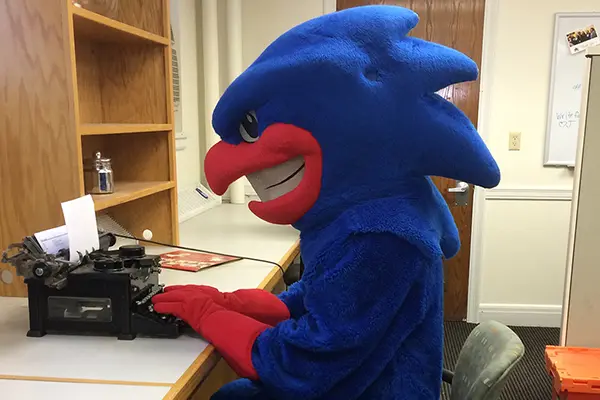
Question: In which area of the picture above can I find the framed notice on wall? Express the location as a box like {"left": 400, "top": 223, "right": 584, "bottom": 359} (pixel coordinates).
{"left": 170, "top": 0, "right": 183, "bottom": 136}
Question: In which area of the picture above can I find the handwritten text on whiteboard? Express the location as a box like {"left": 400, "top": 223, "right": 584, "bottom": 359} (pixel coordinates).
{"left": 556, "top": 110, "right": 580, "bottom": 128}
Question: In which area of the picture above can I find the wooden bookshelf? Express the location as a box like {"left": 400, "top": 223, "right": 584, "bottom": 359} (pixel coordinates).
{"left": 0, "top": 0, "right": 178, "bottom": 297}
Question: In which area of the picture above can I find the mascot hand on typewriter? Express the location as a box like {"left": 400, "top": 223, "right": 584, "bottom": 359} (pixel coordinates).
{"left": 153, "top": 285, "right": 290, "bottom": 326}
{"left": 153, "top": 286, "right": 273, "bottom": 379}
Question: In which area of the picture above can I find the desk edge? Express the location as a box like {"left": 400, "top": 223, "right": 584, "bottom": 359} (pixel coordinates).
{"left": 164, "top": 239, "right": 300, "bottom": 400}
{"left": 0, "top": 375, "right": 172, "bottom": 387}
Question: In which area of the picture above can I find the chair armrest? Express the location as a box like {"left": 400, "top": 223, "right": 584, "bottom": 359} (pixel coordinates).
{"left": 442, "top": 368, "right": 454, "bottom": 384}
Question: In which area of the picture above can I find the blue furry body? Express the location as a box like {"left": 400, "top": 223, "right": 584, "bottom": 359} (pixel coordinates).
{"left": 213, "top": 180, "right": 458, "bottom": 400}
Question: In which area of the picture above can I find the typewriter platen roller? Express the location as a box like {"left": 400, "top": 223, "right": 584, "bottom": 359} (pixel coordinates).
{"left": 2, "top": 233, "right": 186, "bottom": 340}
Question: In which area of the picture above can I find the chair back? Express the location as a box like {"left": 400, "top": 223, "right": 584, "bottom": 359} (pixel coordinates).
{"left": 450, "top": 320, "right": 525, "bottom": 400}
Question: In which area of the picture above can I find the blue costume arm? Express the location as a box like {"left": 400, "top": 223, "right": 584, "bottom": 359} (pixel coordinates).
{"left": 277, "top": 281, "right": 306, "bottom": 319}
{"left": 250, "top": 233, "right": 432, "bottom": 400}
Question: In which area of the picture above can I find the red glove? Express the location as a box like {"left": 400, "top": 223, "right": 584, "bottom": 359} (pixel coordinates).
{"left": 159, "top": 285, "right": 290, "bottom": 326}
{"left": 152, "top": 286, "right": 269, "bottom": 380}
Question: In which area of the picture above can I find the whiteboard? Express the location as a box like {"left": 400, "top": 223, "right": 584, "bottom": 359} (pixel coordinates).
{"left": 545, "top": 13, "right": 600, "bottom": 166}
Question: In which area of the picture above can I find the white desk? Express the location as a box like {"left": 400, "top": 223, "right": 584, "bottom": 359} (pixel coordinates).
{"left": 160, "top": 204, "right": 297, "bottom": 291}
{"left": 0, "top": 204, "right": 299, "bottom": 400}
{"left": 0, "top": 380, "right": 171, "bottom": 400}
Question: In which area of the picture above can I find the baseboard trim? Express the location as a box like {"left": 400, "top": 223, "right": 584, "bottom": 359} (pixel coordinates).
{"left": 485, "top": 187, "right": 572, "bottom": 201}
{"left": 478, "top": 303, "right": 562, "bottom": 327}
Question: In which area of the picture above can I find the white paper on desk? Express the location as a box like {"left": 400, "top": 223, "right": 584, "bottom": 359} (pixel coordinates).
{"left": 61, "top": 195, "right": 99, "bottom": 262}
{"left": 34, "top": 225, "right": 69, "bottom": 255}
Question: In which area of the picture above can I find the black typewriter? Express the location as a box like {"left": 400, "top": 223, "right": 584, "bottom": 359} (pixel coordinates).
{"left": 1, "top": 232, "right": 186, "bottom": 340}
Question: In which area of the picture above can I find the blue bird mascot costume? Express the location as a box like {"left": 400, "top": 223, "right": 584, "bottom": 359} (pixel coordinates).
{"left": 152, "top": 5, "right": 500, "bottom": 399}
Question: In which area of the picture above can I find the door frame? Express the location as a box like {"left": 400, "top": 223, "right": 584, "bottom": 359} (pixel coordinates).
{"left": 467, "top": 0, "right": 499, "bottom": 323}
{"left": 324, "top": 0, "right": 336, "bottom": 14}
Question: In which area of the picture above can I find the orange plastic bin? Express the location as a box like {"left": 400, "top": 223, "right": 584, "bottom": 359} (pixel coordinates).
{"left": 545, "top": 346, "right": 600, "bottom": 400}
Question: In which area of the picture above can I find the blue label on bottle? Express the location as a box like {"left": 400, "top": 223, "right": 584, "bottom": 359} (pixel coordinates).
{"left": 99, "top": 172, "right": 108, "bottom": 192}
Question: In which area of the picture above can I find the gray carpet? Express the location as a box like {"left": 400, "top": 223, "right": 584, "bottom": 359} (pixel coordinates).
{"left": 441, "top": 321, "right": 560, "bottom": 400}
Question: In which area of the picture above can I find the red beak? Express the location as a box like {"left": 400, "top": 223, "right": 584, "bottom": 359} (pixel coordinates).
{"left": 204, "top": 124, "right": 322, "bottom": 225}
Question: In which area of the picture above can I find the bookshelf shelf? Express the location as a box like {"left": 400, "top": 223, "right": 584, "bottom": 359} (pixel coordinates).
{"left": 72, "top": 5, "right": 169, "bottom": 45}
{"left": 92, "top": 181, "right": 175, "bottom": 211}
{"left": 80, "top": 123, "right": 173, "bottom": 136}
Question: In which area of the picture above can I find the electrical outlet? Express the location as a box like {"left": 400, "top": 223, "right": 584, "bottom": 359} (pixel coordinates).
{"left": 509, "top": 132, "right": 521, "bottom": 151}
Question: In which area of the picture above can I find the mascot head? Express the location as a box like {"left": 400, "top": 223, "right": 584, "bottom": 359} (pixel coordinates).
{"left": 205, "top": 5, "right": 500, "bottom": 229}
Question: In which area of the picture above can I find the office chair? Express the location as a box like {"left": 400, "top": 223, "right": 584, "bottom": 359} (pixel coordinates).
{"left": 283, "top": 256, "right": 304, "bottom": 286}
{"left": 442, "top": 320, "right": 525, "bottom": 400}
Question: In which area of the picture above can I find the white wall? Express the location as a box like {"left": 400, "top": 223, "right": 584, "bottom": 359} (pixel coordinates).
{"left": 240, "top": 0, "right": 327, "bottom": 68}
{"left": 475, "top": 0, "right": 600, "bottom": 326}
{"left": 174, "top": 0, "right": 202, "bottom": 188}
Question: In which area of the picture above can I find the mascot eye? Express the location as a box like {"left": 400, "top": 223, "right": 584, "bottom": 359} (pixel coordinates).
{"left": 239, "top": 111, "right": 259, "bottom": 143}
